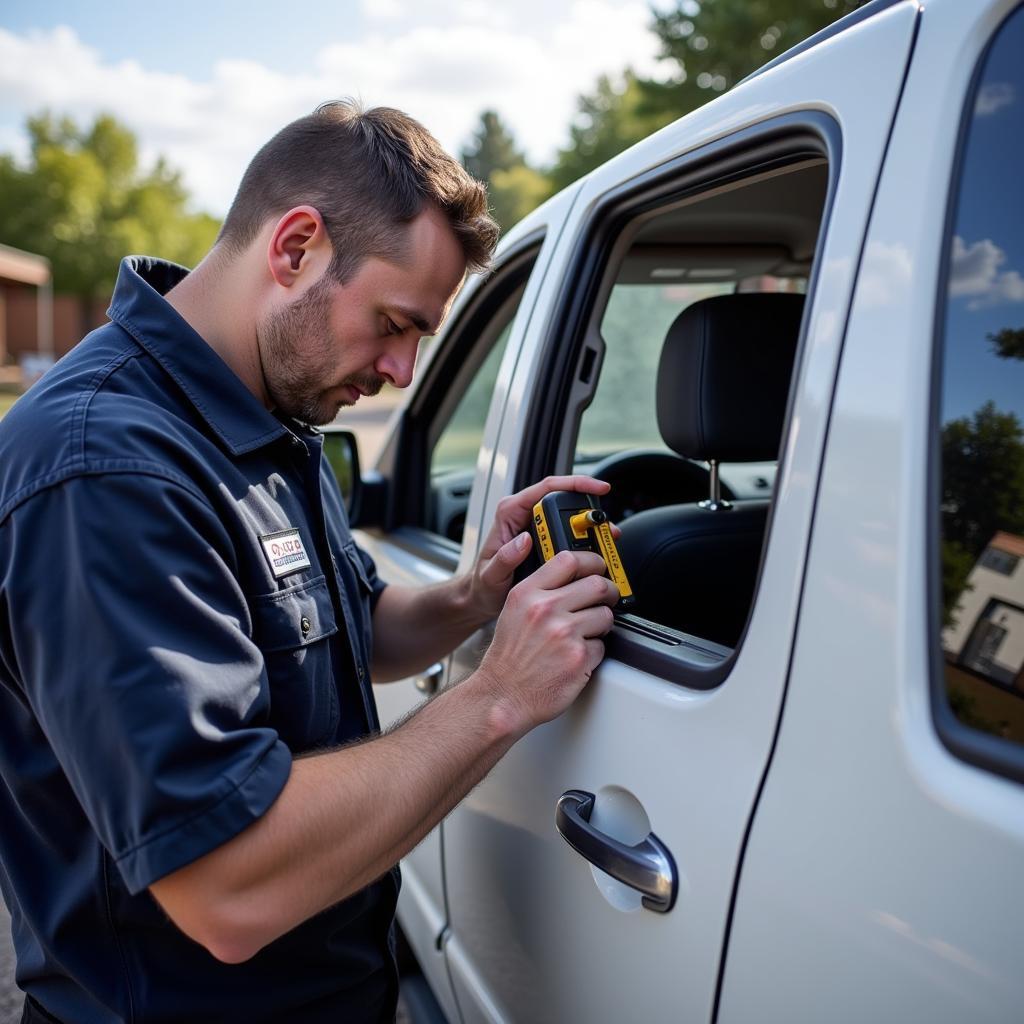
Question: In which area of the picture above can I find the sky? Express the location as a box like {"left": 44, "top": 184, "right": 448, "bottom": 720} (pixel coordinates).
{"left": 0, "top": 0, "right": 679, "bottom": 216}
{"left": 942, "top": 15, "right": 1024, "bottom": 426}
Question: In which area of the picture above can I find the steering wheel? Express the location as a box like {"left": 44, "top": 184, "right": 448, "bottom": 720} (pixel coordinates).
{"left": 587, "top": 449, "right": 734, "bottom": 523}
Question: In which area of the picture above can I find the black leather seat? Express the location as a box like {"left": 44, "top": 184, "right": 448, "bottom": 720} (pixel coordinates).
{"left": 617, "top": 292, "right": 805, "bottom": 647}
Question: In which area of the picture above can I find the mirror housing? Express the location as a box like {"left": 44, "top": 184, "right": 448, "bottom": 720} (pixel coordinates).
{"left": 321, "top": 429, "right": 360, "bottom": 520}
{"left": 320, "top": 429, "right": 387, "bottom": 528}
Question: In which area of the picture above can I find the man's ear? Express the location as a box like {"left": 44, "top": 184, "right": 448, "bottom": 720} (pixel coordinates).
{"left": 267, "top": 206, "right": 331, "bottom": 287}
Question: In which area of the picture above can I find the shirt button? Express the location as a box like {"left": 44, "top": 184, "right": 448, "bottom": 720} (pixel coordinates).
{"left": 300, "top": 616, "right": 311, "bottom": 637}
{"left": 357, "top": 665, "right": 365, "bottom": 680}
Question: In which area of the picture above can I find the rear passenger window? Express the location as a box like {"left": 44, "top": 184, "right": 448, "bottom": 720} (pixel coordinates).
{"left": 937, "top": 6, "right": 1024, "bottom": 753}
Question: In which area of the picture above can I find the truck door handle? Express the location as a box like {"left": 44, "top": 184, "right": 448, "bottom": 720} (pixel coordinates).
{"left": 555, "top": 790, "right": 677, "bottom": 913}
{"left": 414, "top": 662, "right": 444, "bottom": 695}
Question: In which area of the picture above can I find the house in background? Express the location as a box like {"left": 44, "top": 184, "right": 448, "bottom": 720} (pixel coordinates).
{"left": 0, "top": 242, "right": 108, "bottom": 380}
{"left": 944, "top": 531, "right": 1024, "bottom": 690}
{"left": 943, "top": 531, "right": 1024, "bottom": 740}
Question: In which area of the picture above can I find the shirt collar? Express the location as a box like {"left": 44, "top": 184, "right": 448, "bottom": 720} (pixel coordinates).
{"left": 106, "top": 255, "right": 290, "bottom": 455}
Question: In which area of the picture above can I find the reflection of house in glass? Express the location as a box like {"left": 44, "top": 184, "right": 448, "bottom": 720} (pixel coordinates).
{"left": 943, "top": 532, "right": 1024, "bottom": 743}
{"left": 944, "top": 532, "right": 1024, "bottom": 689}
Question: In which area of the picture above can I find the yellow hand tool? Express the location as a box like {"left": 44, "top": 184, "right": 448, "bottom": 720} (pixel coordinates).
{"left": 531, "top": 491, "right": 634, "bottom": 608}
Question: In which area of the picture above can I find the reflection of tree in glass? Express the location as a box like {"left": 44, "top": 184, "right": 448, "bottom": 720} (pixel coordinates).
{"left": 948, "top": 687, "right": 1008, "bottom": 736}
{"left": 988, "top": 326, "right": 1024, "bottom": 360}
{"left": 941, "top": 401, "right": 1024, "bottom": 623}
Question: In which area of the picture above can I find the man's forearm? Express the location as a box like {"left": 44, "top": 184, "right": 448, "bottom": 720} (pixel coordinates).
{"left": 150, "top": 670, "right": 520, "bottom": 963}
{"left": 150, "top": 547, "right": 618, "bottom": 965}
{"left": 371, "top": 577, "right": 488, "bottom": 681}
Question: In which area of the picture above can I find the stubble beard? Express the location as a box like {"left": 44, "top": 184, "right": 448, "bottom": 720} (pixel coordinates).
{"left": 256, "top": 276, "right": 384, "bottom": 426}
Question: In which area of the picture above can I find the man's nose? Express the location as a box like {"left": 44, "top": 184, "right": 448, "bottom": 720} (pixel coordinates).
{"left": 376, "top": 336, "right": 418, "bottom": 389}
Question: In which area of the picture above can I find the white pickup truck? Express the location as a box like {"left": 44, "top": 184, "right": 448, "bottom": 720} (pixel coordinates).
{"left": 328, "top": 0, "right": 1024, "bottom": 1019}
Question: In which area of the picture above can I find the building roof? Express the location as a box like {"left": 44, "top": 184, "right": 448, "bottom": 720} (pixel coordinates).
{"left": 0, "top": 243, "right": 50, "bottom": 287}
{"left": 990, "top": 531, "right": 1024, "bottom": 558}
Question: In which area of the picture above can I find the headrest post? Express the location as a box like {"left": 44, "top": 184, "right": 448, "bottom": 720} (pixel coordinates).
{"left": 699, "top": 459, "right": 732, "bottom": 512}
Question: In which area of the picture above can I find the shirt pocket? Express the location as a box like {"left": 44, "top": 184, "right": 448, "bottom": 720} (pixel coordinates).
{"left": 250, "top": 574, "right": 340, "bottom": 751}
{"left": 339, "top": 541, "right": 375, "bottom": 665}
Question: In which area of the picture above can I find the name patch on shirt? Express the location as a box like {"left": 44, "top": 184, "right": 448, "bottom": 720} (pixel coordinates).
{"left": 260, "top": 529, "right": 312, "bottom": 579}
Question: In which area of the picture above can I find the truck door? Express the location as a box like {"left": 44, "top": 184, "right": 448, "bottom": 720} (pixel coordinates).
{"left": 439, "top": 5, "right": 919, "bottom": 1022}
{"left": 718, "top": 2, "right": 1024, "bottom": 1020}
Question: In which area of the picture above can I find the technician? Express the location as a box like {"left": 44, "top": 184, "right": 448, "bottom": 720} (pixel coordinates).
{"left": 0, "top": 101, "right": 619, "bottom": 1023}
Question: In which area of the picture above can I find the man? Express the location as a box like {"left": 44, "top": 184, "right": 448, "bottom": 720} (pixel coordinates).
{"left": 0, "top": 101, "right": 618, "bottom": 1023}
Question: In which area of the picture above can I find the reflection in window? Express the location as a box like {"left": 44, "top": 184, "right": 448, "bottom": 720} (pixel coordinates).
{"left": 939, "top": 6, "right": 1024, "bottom": 748}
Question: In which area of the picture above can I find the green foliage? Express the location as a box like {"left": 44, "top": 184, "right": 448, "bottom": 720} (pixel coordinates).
{"left": 461, "top": 110, "right": 523, "bottom": 184}
{"left": 941, "top": 400, "right": 1024, "bottom": 625}
{"left": 0, "top": 111, "right": 219, "bottom": 299}
{"left": 548, "top": 0, "right": 861, "bottom": 191}
{"left": 651, "top": 0, "right": 862, "bottom": 99}
{"left": 947, "top": 683, "right": 1004, "bottom": 736}
{"left": 488, "top": 164, "right": 552, "bottom": 232}
{"left": 941, "top": 539, "right": 976, "bottom": 629}
{"left": 988, "top": 326, "right": 1024, "bottom": 360}
{"left": 461, "top": 110, "right": 544, "bottom": 235}
{"left": 458, "top": 1, "right": 864, "bottom": 232}
{"left": 547, "top": 73, "right": 679, "bottom": 195}
{"left": 942, "top": 401, "right": 1024, "bottom": 556}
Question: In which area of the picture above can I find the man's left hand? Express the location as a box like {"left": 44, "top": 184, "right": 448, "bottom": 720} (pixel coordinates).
{"left": 468, "top": 475, "right": 619, "bottom": 621}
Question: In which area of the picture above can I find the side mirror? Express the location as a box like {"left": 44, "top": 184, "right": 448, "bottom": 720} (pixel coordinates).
{"left": 321, "top": 429, "right": 362, "bottom": 522}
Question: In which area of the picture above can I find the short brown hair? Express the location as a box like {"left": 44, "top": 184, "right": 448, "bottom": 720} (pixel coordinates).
{"left": 218, "top": 100, "right": 499, "bottom": 279}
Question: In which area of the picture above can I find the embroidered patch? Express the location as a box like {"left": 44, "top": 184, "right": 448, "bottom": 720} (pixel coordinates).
{"left": 260, "top": 529, "right": 312, "bottom": 579}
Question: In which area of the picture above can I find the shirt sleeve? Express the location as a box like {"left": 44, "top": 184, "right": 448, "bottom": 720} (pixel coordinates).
{"left": 2, "top": 470, "right": 292, "bottom": 895}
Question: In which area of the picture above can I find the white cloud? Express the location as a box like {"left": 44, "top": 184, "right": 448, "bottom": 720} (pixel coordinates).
{"left": 975, "top": 82, "right": 1015, "bottom": 117}
{"left": 360, "top": 0, "right": 409, "bottom": 19}
{"left": 950, "top": 236, "right": 1024, "bottom": 311}
{"left": 0, "top": 5, "right": 673, "bottom": 216}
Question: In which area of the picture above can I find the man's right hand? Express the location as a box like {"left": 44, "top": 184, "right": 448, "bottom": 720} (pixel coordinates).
{"left": 474, "top": 546, "right": 620, "bottom": 736}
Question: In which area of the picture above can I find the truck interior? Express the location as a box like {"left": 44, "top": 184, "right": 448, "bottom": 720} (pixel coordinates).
{"left": 565, "top": 158, "right": 829, "bottom": 648}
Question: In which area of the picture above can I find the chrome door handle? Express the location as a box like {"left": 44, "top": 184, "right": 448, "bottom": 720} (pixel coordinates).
{"left": 414, "top": 661, "right": 444, "bottom": 695}
{"left": 555, "top": 790, "right": 677, "bottom": 913}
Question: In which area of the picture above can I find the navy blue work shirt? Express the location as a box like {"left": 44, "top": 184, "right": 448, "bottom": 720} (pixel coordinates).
{"left": 0, "top": 257, "right": 400, "bottom": 1023}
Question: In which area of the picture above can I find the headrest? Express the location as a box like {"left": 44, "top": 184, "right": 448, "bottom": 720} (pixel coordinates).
{"left": 656, "top": 292, "right": 804, "bottom": 462}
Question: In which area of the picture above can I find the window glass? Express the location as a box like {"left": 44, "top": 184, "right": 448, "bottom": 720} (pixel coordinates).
{"left": 562, "top": 159, "right": 825, "bottom": 650}
{"left": 427, "top": 272, "right": 529, "bottom": 545}
{"left": 431, "top": 320, "right": 512, "bottom": 476}
{"left": 577, "top": 283, "right": 734, "bottom": 459}
{"left": 938, "top": 6, "right": 1024, "bottom": 747}
{"left": 578, "top": 276, "right": 805, "bottom": 463}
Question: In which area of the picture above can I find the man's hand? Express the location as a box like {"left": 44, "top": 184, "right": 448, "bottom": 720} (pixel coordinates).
{"left": 474, "top": 548, "right": 620, "bottom": 735}
{"left": 469, "top": 475, "right": 617, "bottom": 620}
{"left": 371, "top": 475, "right": 619, "bottom": 681}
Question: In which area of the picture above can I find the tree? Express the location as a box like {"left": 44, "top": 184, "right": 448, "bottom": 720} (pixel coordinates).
{"left": 650, "top": 0, "right": 863, "bottom": 106}
{"left": 461, "top": 110, "right": 523, "bottom": 185}
{"left": 989, "top": 326, "right": 1024, "bottom": 360}
{"left": 941, "top": 401, "right": 1024, "bottom": 624}
{"left": 547, "top": 72, "right": 679, "bottom": 194}
{"left": 460, "top": 110, "right": 543, "bottom": 235}
{"left": 0, "top": 112, "right": 219, "bottom": 332}
{"left": 544, "top": 1, "right": 862, "bottom": 192}
{"left": 488, "top": 164, "right": 552, "bottom": 233}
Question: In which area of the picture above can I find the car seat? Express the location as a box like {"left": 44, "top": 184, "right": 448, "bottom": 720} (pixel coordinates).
{"left": 616, "top": 292, "right": 805, "bottom": 647}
